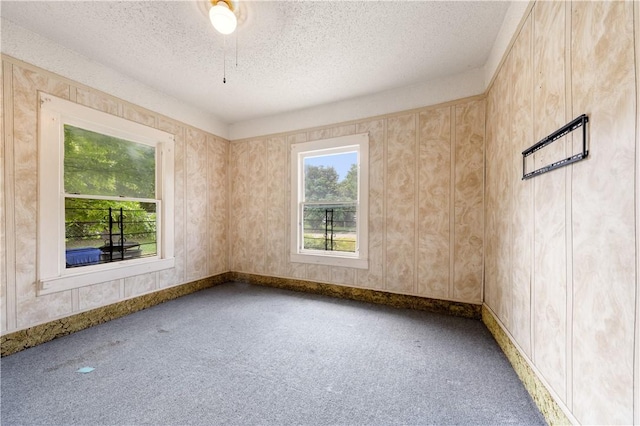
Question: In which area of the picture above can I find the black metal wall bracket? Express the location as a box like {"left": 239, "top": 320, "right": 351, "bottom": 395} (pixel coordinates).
{"left": 522, "top": 114, "right": 589, "bottom": 180}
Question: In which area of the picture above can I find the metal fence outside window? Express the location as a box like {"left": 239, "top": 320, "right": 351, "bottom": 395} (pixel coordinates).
{"left": 302, "top": 204, "right": 356, "bottom": 252}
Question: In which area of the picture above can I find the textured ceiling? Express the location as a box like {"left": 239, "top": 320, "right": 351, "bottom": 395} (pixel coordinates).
{"left": 1, "top": 1, "right": 510, "bottom": 125}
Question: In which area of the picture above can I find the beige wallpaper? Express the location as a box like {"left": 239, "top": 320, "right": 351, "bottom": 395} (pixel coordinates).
{"left": 484, "top": 1, "right": 638, "bottom": 424}
{"left": 418, "top": 108, "right": 450, "bottom": 299}
{"left": 0, "top": 56, "right": 229, "bottom": 334}
{"left": 1, "top": 61, "right": 7, "bottom": 333}
{"left": 229, "top": 98, "right": 485, "bottom": 304}
{"left": 532, "top": 0, "right": 568, "bottom": 402}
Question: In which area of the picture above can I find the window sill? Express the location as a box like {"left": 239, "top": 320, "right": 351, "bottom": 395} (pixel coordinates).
{"left": 290, "top": 252, "right": 368, "bottom": 269}
{"left": 38, "top": 257, "right": 175, "bottom": 296}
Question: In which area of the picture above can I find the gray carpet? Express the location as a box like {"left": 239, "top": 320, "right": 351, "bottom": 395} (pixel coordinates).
{"left": 1, "top": 282, "right": 545, "bottom": 425}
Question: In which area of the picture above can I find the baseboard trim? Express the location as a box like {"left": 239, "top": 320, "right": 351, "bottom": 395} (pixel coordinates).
{"left": 1, "top": 272, "right": 231, "bottom": 357}
{"left": 482, "top": 304, "right": 572, "bottom": 425}
{"left": 230, "top": 272, "right": 482, "bottom": 320}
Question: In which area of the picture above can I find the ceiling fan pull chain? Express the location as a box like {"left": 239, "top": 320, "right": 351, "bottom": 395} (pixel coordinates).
{"left": 235, "top": 31, "right": 238, "bottom": 68}
{"left": 223, "top": 35, "right": 227, "bottom": 84}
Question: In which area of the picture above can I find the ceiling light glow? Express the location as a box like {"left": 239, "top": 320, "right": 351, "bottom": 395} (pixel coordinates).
{"left": 209, "top": 1, "right": 237, "bottom": 35}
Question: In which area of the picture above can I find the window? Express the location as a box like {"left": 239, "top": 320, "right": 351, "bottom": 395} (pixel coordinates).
{"left": 290, "top": 133, "right": 368, "bottom": 269}
{"left": 38, "top": 94, "right": 174, "bottom": 295}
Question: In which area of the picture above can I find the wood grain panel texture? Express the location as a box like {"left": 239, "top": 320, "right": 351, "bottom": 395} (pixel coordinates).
{"left": 228, "top": 141, "right": 240, "bottom": 272}
{"left": 332, "top": 125, "right": 356, "bottom": 138}
{"left": 123, "top": 104, "right": 156, "bottom": 128}
{"left": 78, "top": 281, "right": 121, "bottom": 311}
{"left": 76, "top": 87, "right": 119, "bottom": 115}
{"left": 509, "top": 16, "right": 534, "bottom": 358}
{"left": 454, "top": 100, "right": 484, "bottom": 303}
{"left": 385, "top": 114, "right": 416, "bottom": 294}
{"left": 185, "top": 128, "right": 209, "bottom": 281}
{"left": 208, "top": 136, "right": 228, "bottom": 276}
{"left": 1, "top": 61, "right": 8, "bottom": 333}
{"left": 265, "top": 137, "right": 287, "bottom": 278}
{"left": 570, "top": 1, "right": 636, "bottom": 423}
{"left": 248, "top": 140, "right": 267, "bottom": 275}
{"left": 229, "top": 141, "right": 248, "bottom": 273}
{"left": 0, "top": 65, "right": 4, "bottom": 333}
{"left": 124, "top": 273, "right": 156, "bottom": 298}
{"left": 484, "top": 82, "right": 499, "bottom": 314}
{"left": 636, "top": 3, "right": 640, "bottom": 425}
{"left": 532, "top": 0, "right": 568, "bottom": 402}
{"left": 417, "top": 107, "right": 451, "bottom": 299}
{"left": 1, "top": 61, "right": 6, "bottom": 333}
{"left": 493, "top": 64, "right": 512, "bottom": 327}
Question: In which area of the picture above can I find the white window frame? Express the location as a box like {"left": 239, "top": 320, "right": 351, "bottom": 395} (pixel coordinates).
{"left": 290, "top": 133, "right": 369, "bottom": 269}
{"left": 38, "top": 93, "right": 175, "bottom": 295}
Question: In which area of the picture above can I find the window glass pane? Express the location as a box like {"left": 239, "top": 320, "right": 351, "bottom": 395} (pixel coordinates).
{"left": 304, "top": 152, "right": 357, "bottom": 202}
{"left": 64, "top": 125, "right": 155, "bottom": 199}
{"left": 302, "top": 203, "right": 356, "bottom": 253}
{"left": 65, "top": 198, "right": 157, "bottom": 268}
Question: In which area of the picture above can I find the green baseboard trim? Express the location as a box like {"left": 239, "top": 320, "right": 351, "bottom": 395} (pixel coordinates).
{"left": 482, "top": 305, "right": 571, "bottom": 425}
{"left": 230, "top": 272, "right": 482, "bottom": 320}
{"left": 1, "top": 272, "right": 231, "bottom": 357}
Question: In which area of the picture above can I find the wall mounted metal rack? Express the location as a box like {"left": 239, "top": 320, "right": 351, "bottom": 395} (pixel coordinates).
{"left": 522, "top": 114, "right": 589, "bottom": 180}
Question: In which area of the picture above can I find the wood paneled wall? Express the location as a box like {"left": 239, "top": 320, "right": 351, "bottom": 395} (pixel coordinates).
{"left": 484, "top": 1, "right": 638, "bottom": 423}
{"left": 0, "top": 56, "right": 229, "bottom": 334}
{"left": 229, "top": 98, "right": 485, "bottom": 304}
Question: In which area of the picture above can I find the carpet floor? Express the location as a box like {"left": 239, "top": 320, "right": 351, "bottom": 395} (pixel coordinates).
{"left": 1, "top": 282, "right": 545, "bottom": 425}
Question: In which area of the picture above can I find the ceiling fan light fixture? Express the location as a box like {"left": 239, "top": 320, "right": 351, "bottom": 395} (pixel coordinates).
{"left": 209, "top": 1, "right": 237, "bottom": 35}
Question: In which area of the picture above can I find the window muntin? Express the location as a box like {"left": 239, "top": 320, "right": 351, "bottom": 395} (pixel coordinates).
{"left": 291, "top": 134, "right": 369, "bottom": 269}
{"left": 38, "top": 93, "right": 174, "bottom": 295}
